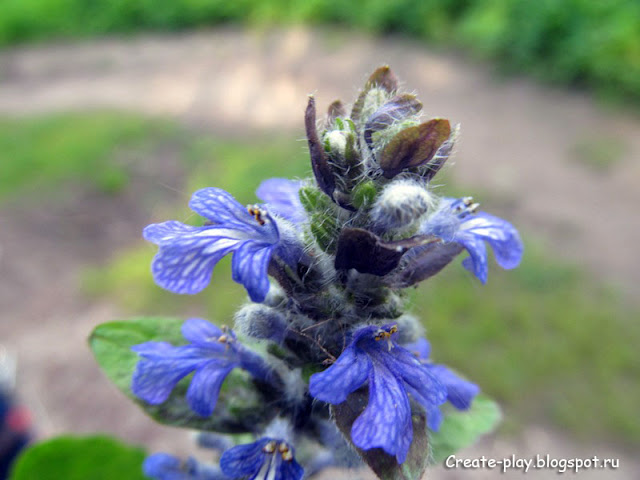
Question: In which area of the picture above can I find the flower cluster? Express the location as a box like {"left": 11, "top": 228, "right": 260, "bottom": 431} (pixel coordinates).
{"left": 130, "top": 66, "right": 523, "bottom": 480}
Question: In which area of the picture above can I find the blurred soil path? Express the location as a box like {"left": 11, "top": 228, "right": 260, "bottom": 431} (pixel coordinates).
{"left": 1, "top": 27, "right": 639, "bottom": 479}
{"left": 0, "top": 175, "right": 197, "bottom": 456}
{"left": 1, "top": 27, "right": 639, "bottom": 296}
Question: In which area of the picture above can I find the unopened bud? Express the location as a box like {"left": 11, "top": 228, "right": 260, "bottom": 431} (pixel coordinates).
{"left": 325, "top": 130, "right": 347, "bottom": 157}
{"left": 370, "top": 179, "right": 435, "bottom": 231}
{"left": 234, "top": 304, "right": 288, "bottom": 344}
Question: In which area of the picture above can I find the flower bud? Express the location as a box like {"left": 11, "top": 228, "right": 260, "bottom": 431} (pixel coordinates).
{"left": 370, "top": 179, "right": 436, "bottom": 231}
{"left": 325, "top": 129, "right": 347, "bottom": 157}
{"left": 234, "top": 304, "right": 288, "bottom": 343}
{"left": 392, "top": 314, "right": 424, "bottom": 344}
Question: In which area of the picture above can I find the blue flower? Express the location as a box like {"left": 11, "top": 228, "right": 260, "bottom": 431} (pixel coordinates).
{"left": 144, "top": 187, "right": 300, "bottom": 302}
{"left": 308, "top": 324, "right": 446, "bottom": 464}
{"left": 421, "top": 197, "right": 523, "bottom": 283}
{"left": 220, "top": 438, "right": 303, "bottom": 480}
{"left": 143, "top": 453, "right": 226, "bottom": 480}
{"left": 131, "top": 318, "right": 271, "bottom": 417}
{"left": 403, "top": 338, "right": 480, "bottom": 431}
{"left": 256, "top": 178, "right": 306, "bottom": 224}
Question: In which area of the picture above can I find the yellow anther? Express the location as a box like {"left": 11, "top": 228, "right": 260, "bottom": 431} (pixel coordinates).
{"left": 278, "top": 443, "right": 289, "bottom": 454}
{"left": 262, "top": 441, "right": 277, "bottom": 454}
{"left": 374, "top": 325, "right": 397, "bottom": 342}
{"left": 247, "top": 204, "right": 266, "bottom": 226}
{"left": 217, "top": 335, "right": 228, "bottom": 343}
{"left": 279, "top": 443, "right": 293, "bottom": 462}
{"left": 463, "top": 196, "right": 473, "bottom": 206}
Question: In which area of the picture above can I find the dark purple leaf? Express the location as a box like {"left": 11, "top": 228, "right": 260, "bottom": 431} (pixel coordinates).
{"left": 305, "top": 96, "right": 336, "bottom": 197}
{"left": 419, "top": 125, "right": 459, "bottom": 181}
{"left": 364, "top": 94, "right": 423, "bottom": 150}
{"left": 325, "top": 100, "right": 347, "bottom": 129}
{"left": 379, "top": 119, "right": 451, "bottom": 179}
{"left": 386, "top": 241, "right": 464, "bottom": 288}
{"left": 334, "top": 228, "right": 437, "bottom": 276}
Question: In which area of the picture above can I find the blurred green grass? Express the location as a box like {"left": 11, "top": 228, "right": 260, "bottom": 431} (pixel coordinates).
{"left": 1, "top": 1, "right": 640, "bottom": 104}
{"left": 3, "top": 111, "right": 637, "bottom": 446}
{"left": 0, "top": 112, "right": 172, "bottom": 201}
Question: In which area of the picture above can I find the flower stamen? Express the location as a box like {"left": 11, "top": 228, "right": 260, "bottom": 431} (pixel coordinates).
{"left": 454, "top": 197, "right": 480, "bottom": 218}
{"left": 278, "top": 443, "right": 293, "bottom": 462}
{"left": 247, "top": 204, "right": 267, "bottom": 226}
{"left": 262, "top": 441, "right": 277, "bottom": 454}
{"left": 374, "top": 325, "right": 398, "bottom": 351}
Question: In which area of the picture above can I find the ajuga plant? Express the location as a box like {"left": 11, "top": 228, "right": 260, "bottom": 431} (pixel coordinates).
{"left": 90, "top": 66, "right": 523, "bottom": 480}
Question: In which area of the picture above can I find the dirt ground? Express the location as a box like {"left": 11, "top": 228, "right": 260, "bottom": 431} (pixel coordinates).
{"left": 0, "top": 28, "right": 639, "bottom": 478}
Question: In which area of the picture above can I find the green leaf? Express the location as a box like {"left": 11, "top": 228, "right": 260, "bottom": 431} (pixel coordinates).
{"left": 9, "top": 435, "right": 146, "bottom": 480}
{"left": 299, "top": 185, "right": 332, "bottom": 214}
{"left": 332, "top": 389, "right": 430, "bottom": 480}
{"left": 429, "top": 395, "right": 502, "bottom": 464}
{"left": 351, "top": 180, "right": 378, "bottom": 209}
{"left": 309, "top": 211, "right": 340, "bottom": 253}
{"left": 89, "top": 317, "right": 276, "bottom": 433}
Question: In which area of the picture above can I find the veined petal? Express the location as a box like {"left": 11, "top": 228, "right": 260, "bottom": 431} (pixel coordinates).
{"left": 458, "top": 233, "right": 488, "bottom": 283}
{"left": 131, "top": 353, "right": 204, "bottom": 405}
{"left": 351, "top": 361, "right": 412, "bottom": 464}
{"left": 463, "top": 212, "right": 523, "bottom": 269}
{"left": 144, "top": 221, "right": 204, "bottom": 245}
{"left": 429, "top": 364, "right": 479, "bottom": 410}
{"left": 256, "top": 178, "right": 306, "bottom": 224}
{"left": 386, "top": 347, "right": 447, "bottom": 410}
{"left": 426, "top": 404, "right": 444, "bottom": 431}
{"left": 403, "top": 338, "right": 431, "bottom": 360}
{"left": 189, "top": 188, "right": 258, "bottom": 231}
{"left": 220, "top": 439, "right": 271, "bottom": 477}
{"left": 309, "top": 344, "right": 371, "bottom": 404}
{"left": 220, "top": 438, "right": 303, "bottom": 480}
{"left": 186, "top": 362, "right": 235, "bottom": 417}
{"left": 151, "top": 227, "right": 243, "bottom": 294}
{"left": 231, "top": 241, "right": 274, "bottom": 302}
{"left": 181, "top": 318, "right": 224, "bottom": 346}
{"left": 131, "top": 341, "right": 175, "bottom": 357}
{"left": 277, "top": 458, "right": 304, "bottom": 480}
